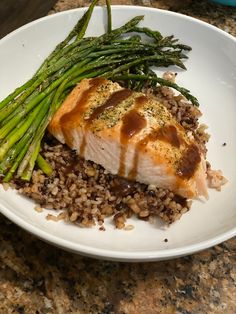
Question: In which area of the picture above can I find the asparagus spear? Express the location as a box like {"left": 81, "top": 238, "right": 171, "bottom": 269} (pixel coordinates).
{"left": 21, "top": 140, "right": 42, "bottom": 181}
{"left": 36, "top": 154, "right": 53, "bottom": 176}
{"left": 0, "top": 100, "right": 47, "bottom": 161}
{"left": 106, "top": 0, "right": 112, "bottom": 33}
{"left": 0, "top": 96, "right": 51, "bottom": 174}
{"left": 0, "top": 78, "right": 36, "bottom": 111}
{"left": 3, "top": 142, "right": 30, "bottom": 182}
{"left": 36, "top": 0, "right": 99, "bottom": 75}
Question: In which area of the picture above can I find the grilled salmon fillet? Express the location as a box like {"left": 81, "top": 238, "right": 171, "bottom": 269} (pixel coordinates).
{"left": 49, "top": 78, "right": 208, "bottom": 199}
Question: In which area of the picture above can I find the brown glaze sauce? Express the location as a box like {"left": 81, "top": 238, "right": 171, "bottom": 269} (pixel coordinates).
{"left": 111, "top": 178, "right": 136, "bottom": 197}
{"left": 118, "top": 96, "right": 148, "bottom": 177}
{"left": 135, "top": 125, "right": 182, "bottom": 148}
{"left": 119, "top": 110, "right": 147, "bottom": 177}
{"left": 128, "top": 152, "right": 139, "bottom": 180}
{"left": 128, "top": 124, "right": 182, "bottom": 180}
{"left": 127, "top": 128, "right": 152, "bottom": 180}
{"left": 121, "top": 110, "right": 147, "bottom": 139}
{"left": 79, "top": 136, "right": 87, "bottom": 157}
{"left": 60, "top": 77, "right": 106, "bottom": 155}
{"left": 155, "top": 125, "right": 182, "bottom": 148}
{"left": 177, "top": 144, "right": 201, "bottom": 179}
{"left": 88, "top": 89, "right": 133, "bottom": 123}
{"left": 173, "top": 194, "right": 187, "bottom": 207}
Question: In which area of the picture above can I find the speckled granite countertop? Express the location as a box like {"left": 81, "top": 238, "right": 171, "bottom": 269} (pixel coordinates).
{"left": 0, "top": 1, "right": 236, "bottom": 313}
{"left": 51, "top": 0, "right": 236, "bottom": 36}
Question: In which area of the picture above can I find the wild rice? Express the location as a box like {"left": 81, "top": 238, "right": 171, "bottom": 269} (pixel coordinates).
{"left": 13, "top": 80, "right": 211, "bottom": 229}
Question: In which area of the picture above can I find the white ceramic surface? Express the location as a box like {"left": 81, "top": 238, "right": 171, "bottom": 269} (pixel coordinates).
{"left": 0, "top": 6, "right": 235, "bottom": 261}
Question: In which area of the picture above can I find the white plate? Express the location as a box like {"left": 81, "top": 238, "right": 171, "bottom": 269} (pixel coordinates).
{"left": 0, "top": 6, "right": 235, "bottom": 261}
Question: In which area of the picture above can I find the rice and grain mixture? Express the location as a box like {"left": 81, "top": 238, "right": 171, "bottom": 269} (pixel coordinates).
{"left": 14, "top": 75, "right": 211, "bottom": 230}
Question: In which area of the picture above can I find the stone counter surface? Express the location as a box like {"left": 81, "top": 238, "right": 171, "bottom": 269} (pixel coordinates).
{"left": 51, "top": 0, "right": 236, "bottom": 36}
{"left": 0, "top": 1, "right": 236, "bottom": 313}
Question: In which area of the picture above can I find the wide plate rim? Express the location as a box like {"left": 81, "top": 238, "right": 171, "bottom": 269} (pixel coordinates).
{"left": 0, "top": 5, "right": 235, "bottom": 261}
{"left": 0, "top": 199, "right": 236, "bottom": 261}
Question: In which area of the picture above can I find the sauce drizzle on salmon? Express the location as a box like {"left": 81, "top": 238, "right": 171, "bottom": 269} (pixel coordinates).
{"left": 60, "top": 77, "right": 106, "bottom": 154}
{"left": 88, "top": 89, "right": 133, "bottom": 122}
{"left": 132, "top": 128, "right": 200, "bottom": 181}
{"left": 119, "top": 95, "right": 148, "bottom": 176}
{"left": 177, "top": 144, "right": 201, "bottom": 179}
{"left": 85, "top": 88, "right": 132, "bottom": 158}
{"left": 156, "top": 125, "right": 182, "bottom": 148}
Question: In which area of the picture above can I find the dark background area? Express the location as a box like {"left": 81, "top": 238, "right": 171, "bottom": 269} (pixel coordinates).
{"left": 0, "top": 0, "right": 57, "bottom": 38}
